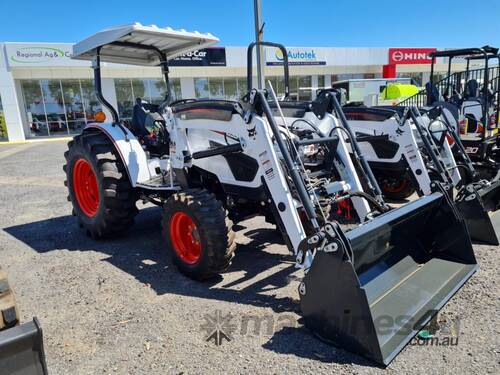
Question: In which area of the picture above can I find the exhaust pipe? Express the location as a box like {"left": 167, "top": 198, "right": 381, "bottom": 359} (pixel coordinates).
{"left": 299, "top": 185, "right": 477, "bottom": 365}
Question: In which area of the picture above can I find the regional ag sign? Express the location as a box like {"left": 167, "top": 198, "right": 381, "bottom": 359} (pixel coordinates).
{"left": 388, "top": 48, "right": 437, "bottom": 65}
{"left": 5, "top": 43, "right": 88, "bottom": 67}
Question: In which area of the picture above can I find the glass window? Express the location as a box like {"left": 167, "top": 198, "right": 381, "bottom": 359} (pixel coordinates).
{"left": 318, "top": 75, "right": 325, "bottom": 89}
{"left": 148, "top": 78, "right": 166, "bottom": 104}
{"left": 237, "top": 78, "right": 247, "bottom": 97}
{"left": 194, "top": 78, "right": 209, "bottom": 99}
{"left": 276, "top": 76, "right": 286, "bottom": 98}
{"left": 80, "top": 80, "right": 101, "bottom": 123}
{"left": 62, "top": 80, "right": 86, "bottom": 135}
{"left": 196, "top": 77, "right": 253, "bottom": 100}
{"left": 266, "top": 76, "right": 287, "bottom": 99}
{"left": 298, "top": 76, "right": 312, "bottom": 101}
{"left": 209, "top": 78, "right": 224, "bottom": 99}
{"left": 266, "top": 76, "right": 278, "bottom": 93}
{"left": 114, "top": 78, "right": 178, "bottom": 116}
{"left": 289, "top": 77, "right": 298, "bottom": 100}
{"left": 223, "top": 78, "right": 238, "bottom": 100}
{"left": 40, "top": 80, "right": 68, "bottom": 136}
{"left": 131, "top": 79, "right": 147, "bottom": 101}
{"left": 170, "top": 78, "right": 182, "bottom": 101}
{"left": 21, "top": 80, "right": 48, "bottom": 137}
{"left": 21, "top": 79, "right": 103, "bottom": 138}
{"left": 115, "top": 79, "right": 134, "bottom": 119}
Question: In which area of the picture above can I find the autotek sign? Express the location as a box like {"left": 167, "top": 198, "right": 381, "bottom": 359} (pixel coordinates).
{"left": 388, "top": 48, "right": 437, "bottom": 65}
{"left": 266, "top": 47, "right": 326, "bottom": 66}
{"left": 169, "top": 47, "right": 226, "bottom": 67}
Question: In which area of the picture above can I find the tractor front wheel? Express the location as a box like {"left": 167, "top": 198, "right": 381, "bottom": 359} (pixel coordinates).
{"left": 162, "top": 189, "right": 235, "bottom": 280}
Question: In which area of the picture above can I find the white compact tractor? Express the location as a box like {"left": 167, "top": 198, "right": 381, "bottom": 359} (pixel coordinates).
{"left": 274, "top": 87, "right": 498, "bottom": 245}
{"left": 301, "top": 98, "right": 500, "bottom": 245}
{"left": 64, "top": 24, "right": 478, "bottom": 365}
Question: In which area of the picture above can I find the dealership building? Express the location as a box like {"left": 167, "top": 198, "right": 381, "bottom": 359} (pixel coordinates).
{"left": 0, "top": 42, "right": 471, "bottom": 141}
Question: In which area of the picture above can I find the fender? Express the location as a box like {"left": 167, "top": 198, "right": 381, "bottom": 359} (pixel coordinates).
{"left": 83, "top": 123, "right": 153, "bottom": 186}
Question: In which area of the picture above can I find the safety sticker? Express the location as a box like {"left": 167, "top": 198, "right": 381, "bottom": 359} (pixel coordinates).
{"left": 265, "top": 168, "right": 275, "bottom": 179}
{"left": 259, "top": 151, "right": 275, "bottom": 180}
{"left": 404, "top": 144, "right": 418, "bottom": 163}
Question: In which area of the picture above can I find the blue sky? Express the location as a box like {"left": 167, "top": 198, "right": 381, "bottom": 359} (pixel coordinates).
{"left": 1, "top": 0, "right": 499, "bottom": 47}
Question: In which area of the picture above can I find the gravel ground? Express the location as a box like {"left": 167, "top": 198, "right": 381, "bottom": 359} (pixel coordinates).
{"left": 0, "top": 141, "right": 498, "bottom": 374}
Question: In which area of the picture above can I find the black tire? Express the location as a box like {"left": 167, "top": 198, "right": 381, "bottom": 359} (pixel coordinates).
{"left": 162, "top": 189, "right": 235, "bottom": 280}
{"left": 0, "top": 267, "right": 19, "bottom": 331}
{"left": 379, "top": 173, "right": 416, "bottom": 201}
{"left": 64, "top": 131, "right": 138, "bottom": 238}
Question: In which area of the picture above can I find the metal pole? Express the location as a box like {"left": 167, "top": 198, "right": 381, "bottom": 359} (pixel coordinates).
{"left": 254, "top": 0, "right": 265, "bottom": 89}
{"left": 428, "top": 55, "right": 435, "bottom": 105}
{"left": 93, "top": 47, "right": 119, "bottom": 124}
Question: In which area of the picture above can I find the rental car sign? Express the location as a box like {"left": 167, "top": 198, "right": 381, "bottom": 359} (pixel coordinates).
{"left": 388, "top": 48, "right": 437, "bottom": 64}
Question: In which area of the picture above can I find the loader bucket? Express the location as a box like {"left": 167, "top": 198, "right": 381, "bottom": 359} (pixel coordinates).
{"left": 456, "top": 180, "right": 500, "bottom": 245}
{"left": 0, "top": 318, "right": 48, "bottom": 375}
{"left": 299, "top": 192, "right": 477, "bottom": 366}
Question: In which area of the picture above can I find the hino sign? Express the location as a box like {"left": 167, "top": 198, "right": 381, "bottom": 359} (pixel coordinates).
{"left": 388, "top": 48, "right": 437, "bottom": 65}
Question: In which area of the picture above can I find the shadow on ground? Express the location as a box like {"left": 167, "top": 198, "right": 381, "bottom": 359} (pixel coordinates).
{"left": 3, "top": 206, "right": 376, "bottom": 367}
{"left": 3, "top": 207, "right": 296, "bottom": 311}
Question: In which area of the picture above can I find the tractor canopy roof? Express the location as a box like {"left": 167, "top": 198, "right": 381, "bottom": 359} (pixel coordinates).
{"left": 72, "top": 23, "right": 219, "bottom": 66}
{"left": 429, "top": 46, "right": 498, "bottom": 59}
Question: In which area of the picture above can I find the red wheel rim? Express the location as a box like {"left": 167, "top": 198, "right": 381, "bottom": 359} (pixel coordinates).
{"left": 383, "top": 178, "right": 408, "bottom": 194}
{"left": 169, "top": 212, "right": 202, "bottom": 264}
{"left": 73, "top": 158, "right": 100, "bottom": 217}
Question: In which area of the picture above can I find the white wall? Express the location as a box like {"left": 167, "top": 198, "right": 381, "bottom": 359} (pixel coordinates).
{"left": 0, "top": 44, "right": 26, "bottom": 141}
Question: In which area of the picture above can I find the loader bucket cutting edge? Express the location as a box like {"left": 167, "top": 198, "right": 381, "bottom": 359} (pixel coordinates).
{"left": 299, "top": 192, "right": 477, "bottom": 366}
{"left": 457, "top": 180, "right": 500, "bottom": 245}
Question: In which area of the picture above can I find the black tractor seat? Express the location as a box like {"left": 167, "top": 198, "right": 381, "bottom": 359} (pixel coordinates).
{"left": 172, "top": 100, "right": 243, "bottom": 121}
{"left": 131, "top": 98, "right": 169, "bottom": 156}
{"left": 269, "top": 100, "right": 312, "bottom": 118}
{"left": 343, "top": 107, "right": 397, "bottom": 122}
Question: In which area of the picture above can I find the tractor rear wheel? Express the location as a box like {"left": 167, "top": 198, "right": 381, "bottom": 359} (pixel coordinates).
{"left": 162, "top": 189, "right": 235, "bottom": 280}
{"left": 0, "top": 267, "right": 19, "bottom": 331}
{"left": 64, "top": 132, "right": 138, "bottom": 238}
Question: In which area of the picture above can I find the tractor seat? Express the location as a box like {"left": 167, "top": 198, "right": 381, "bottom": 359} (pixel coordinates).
{"left": 131, "top": 98, "right": 169, "bottom": 156}
{"left": 131, "top": 98, "right": 160, "bottom": 136}
{"left": 425, "top": 82, "right": 441, "bottom": 104}
{"left": 172, "top": 100, "right": 242, "bottom": 121}
{"left": 464, "top": 79, "right": 479, "bottom": 99}
{"left": 269, "top": 101, "right": 312, "bottom": 118}
{"left": 344, "top": 107, "right": 396, "bottom": 122}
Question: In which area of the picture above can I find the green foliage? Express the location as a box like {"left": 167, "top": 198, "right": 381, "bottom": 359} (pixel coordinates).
{"left": 0, "top": 113, "right": 8, "bottom": 140}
